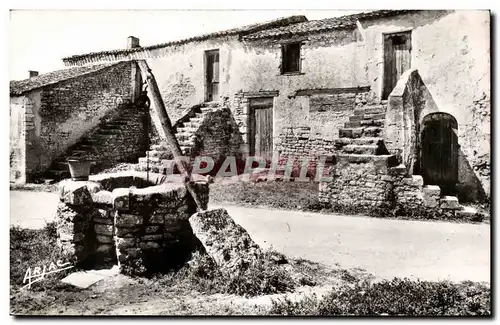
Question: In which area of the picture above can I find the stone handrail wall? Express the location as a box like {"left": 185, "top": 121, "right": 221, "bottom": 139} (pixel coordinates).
{"left": 384, "top": 69, "right": 427, "bottom": 176}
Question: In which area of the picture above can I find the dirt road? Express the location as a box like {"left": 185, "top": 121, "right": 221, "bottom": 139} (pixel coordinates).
{"left": 9, "top": 191, "right": 490, "bottom": 283}
{"left": 211, "top": 204, "right": 490, "bottom": 283}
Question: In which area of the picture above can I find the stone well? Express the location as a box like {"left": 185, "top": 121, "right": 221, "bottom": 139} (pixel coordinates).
{"left": 55, "top": 171, "right": 209, "bottom": 275}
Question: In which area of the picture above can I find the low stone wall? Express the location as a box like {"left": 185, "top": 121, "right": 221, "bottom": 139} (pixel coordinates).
{"left": 319, "top": 155, "right": 397, "bottom": 211}
{"left": 319, "top": 159, "right": 478, "bottom": 219}
{"left": 55, "top": 171, "right": 209, "bottom": 275}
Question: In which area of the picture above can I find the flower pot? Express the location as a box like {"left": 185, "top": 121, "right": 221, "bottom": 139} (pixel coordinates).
{"left": 67, "top": 158, "right": 92, "bottom": 181}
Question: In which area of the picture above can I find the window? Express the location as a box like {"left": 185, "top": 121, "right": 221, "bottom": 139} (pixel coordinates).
{"left": 281, "top": 42, "right": 301, "bottom": 74}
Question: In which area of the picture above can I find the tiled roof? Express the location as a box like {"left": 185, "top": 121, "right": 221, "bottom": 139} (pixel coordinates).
{"left": 62, "top": 15, "right": 308, "bottom": 65}
{"left": 10, "top": 63, "right": 119, "bottom": 95}
{"left": 243, "top": 10, "right": 414, "bottom": 40}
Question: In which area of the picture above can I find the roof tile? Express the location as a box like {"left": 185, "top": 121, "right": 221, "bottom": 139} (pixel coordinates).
{"left": 10, "top": 63, "right": 120, "bottom": 96}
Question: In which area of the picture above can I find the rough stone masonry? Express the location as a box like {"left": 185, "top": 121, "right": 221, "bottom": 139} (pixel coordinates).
{"left": 55, "top": 171, "right": 209, "bottom": 275}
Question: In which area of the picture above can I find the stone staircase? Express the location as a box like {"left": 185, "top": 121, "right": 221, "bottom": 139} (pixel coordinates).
{"left": 335, "top": 102, "right": 389, "bottom": 156}
{"left": 43, "top": 107, "right": 145, "bottom": 181}
{"left": 135, "top": 101, "right": 221, "bottom": 174}
{"left": 327, "top": 101, "right": 479, "bottom": 219}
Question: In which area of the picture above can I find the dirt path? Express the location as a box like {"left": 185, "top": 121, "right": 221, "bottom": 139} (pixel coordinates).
{"left": 10, "top": 191, "right": 59, "bottom": 229}
{"left": 211, "top": 204, "right": 490, "bottom": 283}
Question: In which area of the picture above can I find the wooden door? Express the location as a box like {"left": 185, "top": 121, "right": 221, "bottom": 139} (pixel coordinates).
{"left": 249, "top": 98, "right": 273, "bottom": 159}
{"left": 421, "top": 113, "right": 458, "bottom": 195}
{"left": 382, "top": 31, "right": 412, "bottom": 100}
{"left": 205, "top": 50, "right": 219, "bottom": 102}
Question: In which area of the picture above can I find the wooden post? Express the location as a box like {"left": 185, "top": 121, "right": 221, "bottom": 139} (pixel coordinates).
{"left": 136, "top": 60, "right": 205, "bottom": 211}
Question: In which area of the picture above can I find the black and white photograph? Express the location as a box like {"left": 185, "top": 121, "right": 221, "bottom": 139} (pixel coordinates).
{"left": 7, "top": 6, "right": 491, "bottom": 317}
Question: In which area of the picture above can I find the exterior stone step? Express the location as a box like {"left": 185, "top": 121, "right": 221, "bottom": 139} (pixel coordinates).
{"left": 180, "top": 146, "right": 192, "bottom": 154}
{"left": 339, "top": 127, "right": 364, "bottom": 138}
{"left": 342, "top": 145, "right": 380, "bottom": 155}
{"left": 97, "top": 129, "right": 121, "bottom": 135}
{"left": 345, "top": 119, "right": 385, "bottom": 128}
{"left": 440, "top": 196, "right": 461, "bottom": 210}
{"left": 336, "top": 154, "right": 399, "bottom": 172}
{"left": 363, "top": 126, "right": 383, "bottom": 137}
{"left": 456, "top": 206, "right": 479, "bottom": 219}
{"left": 364, "top": 112, "right": 386, "bottom": 120}
{"left": 100, "top": 124, "right": 122, "bottom": 130}
{"left": 134, "top": 163, "right": 163, "bottom": 174}
{"left": 75, "top": 144, "right": 94, "bottom": 151}
{"left": 138, "top": 157, "right": 160, "bottom": 164}
{"left": 360, "top": 119, "right": 384, "bottom": 127}
{"left": 150, "top": 144, "right": 170, "bottom": 151}
{"left": 145, "top": 150, "right": 172, "bottom": 159}
{"left": 337, "top": 154, "right": 398, "bottom": 165}
{"left": 348, "top": 115, "right": 364, "bottom": 122}
{"left": 354, "top": 107, "right": 385, "bottom": 116}
{"left": 176, "top": 132, "right": 195, "bottom": 142}
{"left": 335, "top": 137, "right": 383, "bottom": 148}
{"left": 79, "top": 138, "right": 99, "bottom": 145}
{"left": 176, "top": 126, "right": 198, "bottom": 133}
{"left": 183, "top": 121, "right": 201, "bottom": 128}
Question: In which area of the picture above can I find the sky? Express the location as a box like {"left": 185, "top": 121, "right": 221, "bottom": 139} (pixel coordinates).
{"left": 8, "top": 10, "right": 362, "bottom": 81}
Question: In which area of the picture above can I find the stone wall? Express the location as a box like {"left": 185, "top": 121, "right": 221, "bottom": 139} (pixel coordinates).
{"left": 189, "top": 103, "right": 243, "bottom": 170}
{"left": 69, "top": 105, "right": 148, "bottom": 173}
{"left": 275, "top": 127, "right": 335, "bottom": 178}
{"left": 55, "top": 172, "right": 209, "bottom": 275}
{"left": 10, "top": 62, "right": 135, "bottom": 183}
{"left": 319, "top": 155, "right": 397, "bottom": 211}
{"left": 308, "top": 90, "right": 371, "bottom": 139}
{"left": 10, "top": 96, "right": 27, "bottom": 183}
{"left": 319, "top": 159, "right": 480, "bottom": 220}
{"left": 37, "top": 62, "right": 133, "bottom": 166}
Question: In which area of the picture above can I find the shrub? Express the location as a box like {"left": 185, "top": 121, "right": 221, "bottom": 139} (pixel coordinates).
{"left": 225, "top": 255, "right": 296, "bottom": 297}
{"left": 269, "top": 278, "right": 491, "bottom": 316}
{"left": 167, "top": 250, "right": 297, "bottom": 297}
{"left": 269, "top": 294, "right": 321, "bottom": 316}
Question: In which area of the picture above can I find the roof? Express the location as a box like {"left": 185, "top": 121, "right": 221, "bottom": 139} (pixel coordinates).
{"left": 243, "top": 10, "right": 414, "bottom": 40}
{"left": 62, "top": 15, "right": 308, "bottom": 66}
{"left": 10, "top": 63, "right": 119, "bottom": 96}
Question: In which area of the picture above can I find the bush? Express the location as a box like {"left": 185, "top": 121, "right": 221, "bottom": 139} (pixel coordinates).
{"left": 225, "top": 254, "right": 296, "bottom": 297}
{"left": 167, "top": 250, "right": 297, "bottom": 297}
{"left": 269, "top": 294, "right": 321, "bottom": 316}
{"left": 269, "top": 278, "right": 491, "bottom": 316}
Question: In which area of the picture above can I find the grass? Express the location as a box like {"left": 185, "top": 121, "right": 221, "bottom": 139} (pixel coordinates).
{"left": 9, "top": 225, "right": 345, "bottom": 315}
{"left": 209, "top": 180, "right": 489, "bottom": 223}
{"left": 10, "top": 224, "right": 490, "bottom": 316}
{"left": 210, "top": 180, "right": 322, "bottom": 211}
{"left": 269, "top": 278, "right": 491, "bottom": 316}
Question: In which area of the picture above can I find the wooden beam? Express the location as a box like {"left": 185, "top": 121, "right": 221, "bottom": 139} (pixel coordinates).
{"left": 136, "top": 60, "right": 205, "bottom": 211}
{"left": 294, "top": 86, "right": 371, "bottom": 97}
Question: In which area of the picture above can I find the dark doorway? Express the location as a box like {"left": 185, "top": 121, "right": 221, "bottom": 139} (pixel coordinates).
{"left": 249, "top": 97, "right": 273, "bottom": 159}
{"left": 205, "top": 50, "right": 219, "bottom": 102}
{"left": 421, "top": 113, "right": 458, "bottom": 195}
{"left": 382, "top": 31, "right": 412, "bottom": 100}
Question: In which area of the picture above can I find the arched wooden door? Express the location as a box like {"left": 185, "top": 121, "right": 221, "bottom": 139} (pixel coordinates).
{"left": 421, "top": 113, "right": 458, "bottom": 195}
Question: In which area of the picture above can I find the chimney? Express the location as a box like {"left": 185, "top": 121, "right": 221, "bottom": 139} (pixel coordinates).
{"left": 127, "top": 36, "right": 140, "bottom": 49}
{"left": 29, "top": 70, "right": 39, "bottom": 78}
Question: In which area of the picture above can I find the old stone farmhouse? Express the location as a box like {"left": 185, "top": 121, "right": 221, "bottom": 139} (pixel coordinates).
{"left": 10, "top": 10, "right": 490, "bottom": 210}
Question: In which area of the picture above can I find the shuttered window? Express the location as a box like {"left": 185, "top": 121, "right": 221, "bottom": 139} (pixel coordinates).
{"left": 281, "top": 42, "right": 301, "bottom": 74}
